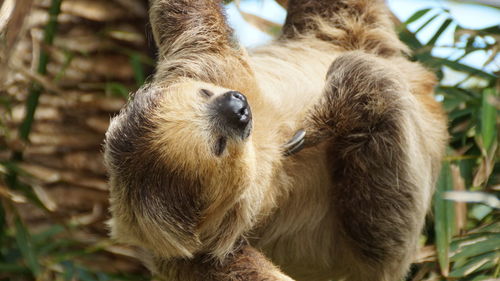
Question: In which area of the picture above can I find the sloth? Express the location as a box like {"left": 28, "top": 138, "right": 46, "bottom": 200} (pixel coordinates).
{"left": 103, "top": 0, "right": 448, "bottom": 280}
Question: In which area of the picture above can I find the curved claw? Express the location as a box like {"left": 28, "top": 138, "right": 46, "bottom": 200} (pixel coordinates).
{"left": 283, "top": 129, "right": 306, "bottom": 156}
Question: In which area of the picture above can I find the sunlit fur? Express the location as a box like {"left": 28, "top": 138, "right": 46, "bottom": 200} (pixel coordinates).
{"left": 104, "top": 0, "right": 448, "bottom": 280}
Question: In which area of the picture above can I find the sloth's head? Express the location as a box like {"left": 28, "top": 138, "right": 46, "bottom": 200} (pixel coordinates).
{"left": 148, "top": 80, "right": 253, "bottom": 157}
{"left": 104, "top": 80, "right": 261, "bottom": 257}
{"left": 105, "top": 80, "right": 256, "bottom": 184}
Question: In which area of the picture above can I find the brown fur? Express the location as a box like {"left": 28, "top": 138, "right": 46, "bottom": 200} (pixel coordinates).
{"left": 104, "top": 0, "right": 448, "bottom": 280}
{"left": 145, "top": 242, "right": 294, "bottom": 281}
{"left": 282, "top": 0, "right": 409, "bottom": 56}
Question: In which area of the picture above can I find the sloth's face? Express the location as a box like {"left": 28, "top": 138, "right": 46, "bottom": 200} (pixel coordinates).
{"left": 151, "top": 81, "right": 253, "bottom": 160}
{"left": 105, "top": 81, "right": 258, "bottom": 245}
{"left": 106, "top": 80, "right": 256, "bottom": 196}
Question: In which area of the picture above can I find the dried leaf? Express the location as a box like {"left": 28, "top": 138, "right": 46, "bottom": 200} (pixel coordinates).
{"left": 416, "top": 245, "right": 437, "bottom": 263}
{"left": 12, "top": 105, "right": 61, "bottom": 123}
{"left": 0, "top": 0, "right": 16, "bottom": 33}
{"left": 444, "top": 191, "right": 500, "bottom": 209}
{"left": 113, "top": 0, "right": 147, "bottom": 17}
{"left": 61, "top": 0, "right": 128, "bottom": 22}
{"left": 0, "top": 184, "right": 28, "bottom": 203}
{"left": 19, "top": 163, "right": 61, "bottom": 183}
{"left": 1, "top": 0, "right": 33, "bottom": 51}
{"left": 107, "top": 25, "right": 145, "bottom": 45}
{"left": 451, "top": 165, "right": 467, "bottom": 233}
{"left": 9, "top": 60, "right": 64, "bottom": 94}
{"left": 70, "top": 204, "right": 103, "bottom": 225}
{"left": 85, "top": 116, "right": 110, "bottom": 133}
{"left": 472, "top": 147, "right": 496, "bottom": 187}
{"left": 32, "top": 184, "right": 57, "bottom": 211}
{"left": 27, "top": 9, "right": 80, "bottom": 28}
{"left": 46, "top": 184, "right": 108, "bottom": 210}
{"left": 238, "top": 10, "right": 281, "bottom": 36}
{"left": 29, "top": 132, "right": 102, "bottom": 148}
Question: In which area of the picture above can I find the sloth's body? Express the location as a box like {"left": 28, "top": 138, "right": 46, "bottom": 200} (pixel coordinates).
{"left": 104, "top": 1, "right": 448, "bottom": 280}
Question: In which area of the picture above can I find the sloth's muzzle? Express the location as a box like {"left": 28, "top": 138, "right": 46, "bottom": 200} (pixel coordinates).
{"left": 211, "top": 91, "right": 252, "bottom": 139}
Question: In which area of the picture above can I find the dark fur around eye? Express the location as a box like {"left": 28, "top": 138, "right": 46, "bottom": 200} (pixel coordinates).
{"left": 200, "top": 89, "right": 214, "bottom": 98}
{"left": 214, "top": 136, "right": 227, "bottom": 156}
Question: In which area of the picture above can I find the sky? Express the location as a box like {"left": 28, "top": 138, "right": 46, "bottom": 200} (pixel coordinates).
{"left": 225, "top": 0, "right": 500, "bottom": 79}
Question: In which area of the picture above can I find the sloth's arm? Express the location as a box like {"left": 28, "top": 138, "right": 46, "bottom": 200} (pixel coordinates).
{"left": 305, "top": 51, "right": 445, "bottom": 280}
{"left": 149, "top": 0, "right": 234, "bottom": 58}
{"left": 149, "top": 0, "right": 255, "bottom": 90}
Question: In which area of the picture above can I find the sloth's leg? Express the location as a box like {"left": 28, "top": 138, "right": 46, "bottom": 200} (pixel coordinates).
{"left": 306, "top": 52, "right": 440, "bottom": 281}
{"left": 282, "top": 0, "right": 407, "bottom": 57}
{"left": 149, "top": 0, "right": 256, "bottom": 90}
{"left": 148, "top": 244, "right": 294, "bottom": 281}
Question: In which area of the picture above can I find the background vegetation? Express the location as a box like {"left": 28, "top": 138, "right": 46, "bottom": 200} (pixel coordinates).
{"left": 0, "top": 0, "right": 498, "bottom": 280}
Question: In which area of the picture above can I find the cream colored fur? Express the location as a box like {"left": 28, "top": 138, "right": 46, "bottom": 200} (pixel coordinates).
{"left": 104, "top": 1, "right": 448, "bottom": 280}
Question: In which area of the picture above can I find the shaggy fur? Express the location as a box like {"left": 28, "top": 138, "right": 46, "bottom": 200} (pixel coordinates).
{"left": 104, "top": 0, "right": 448, "bottom": 280}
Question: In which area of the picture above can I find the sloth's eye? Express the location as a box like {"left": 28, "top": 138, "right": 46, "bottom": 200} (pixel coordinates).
{"left": 200, "top": 89, "right": 214, "bottom": 98}
{"left": 214, "top": 136, "right": 227, "bottom": 156}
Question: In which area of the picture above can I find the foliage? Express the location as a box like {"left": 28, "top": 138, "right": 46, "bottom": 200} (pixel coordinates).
{"left": 398, "top": 7, "right": 499, "bottom": 280}
{"left": 0, "top": 1, "right": 498, "bottom": 280}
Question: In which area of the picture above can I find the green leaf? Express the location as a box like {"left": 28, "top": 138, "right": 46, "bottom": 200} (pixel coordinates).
{"left": 457, "top": 25, "right": 500, "bottom": 37}
{"left": 449, "top": 108, "right": 474, "bottom": 120}
{"left": 129, "top": 53, "right": 146, "bottom": 87}
{"left": 470, "top": 221, "right": 500, "bottom": 234}
{"left": 450, "top": 251, "right": 500, "bottom": 277}
{"left": 0, "top": 95, "right": 12, "bottom": 112}
{"left": 471, "top": 204, "right": 493, "bottom": 221}
{"left": 77, "top": 267, "right": 97, "bottom": 281}
{"left": 459, "top": 158, "right": 475, "bottom": 188}
{"left": 105, "top": 82, "right": 130, "bottom": 99}
{"left": 32, "top": 224, "right": 65, "bottom": 244}
{"left": 438, "top": 86, "right": 480, "bottom": 102}
{"left": 427, "top": 18, "right": 454, "bottom": 46}
{"left": 478, "top": 25, "right": 500, "bottom": 34}
{"left": 54, "top": 51, "right": 75, "bottom": 82}
{"left": 451, "top": 233, "right": 500, "bottom": 261}
{"left": 38, "top": 238, "right": 76, "bottom": 257}
{"left": 405, "top": 8, "right": 432, "bottom": 25}
{"left": 14, "top": 217, "right": 40, "bottom": 275}
{"left": 415, "top": 14, "right": 440, "bottom": 34}
{"left": 97, "top": 272, "right": 111, "bottom": 281}
{"left": 431, "top": 57, "right": 496, "bottom": 80}
{"left": 61, "top": 260, "right": 75, "bottom": 281}
{"left": 0, "top": 262, "right": 31, "bottom": 274}
{"left": 43, "top": 0, "right": 63, "bottom": 46}
{"left": 398, "top": 28, "right": 423, "bottom": 51}
{"left": 472, "top": 275, "right": 499, "bottom": 281}
{"left": 19, "top": 84, "right": 43, "bottom": 141}
{"left": 19, "top": 0, "right": 63, "bottom": 141}
{"left": 480, "top": 88, "right": 497, "bottom": 152}
{"left": 434, "top": 161, "right": 456, "bottom": 276}
{"left": 0, "top": 201, "right": 6, "bottom": 243}
{"left": 444, "top": 98, "right": 464, "bottom": 112}
{"left": 444, "top": 99, "right": 463, "bottom": 112}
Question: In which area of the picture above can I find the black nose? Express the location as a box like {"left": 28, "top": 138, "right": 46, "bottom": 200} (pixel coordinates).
{"left": 214, "top": 91, "right": 251, "bottom": 129}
